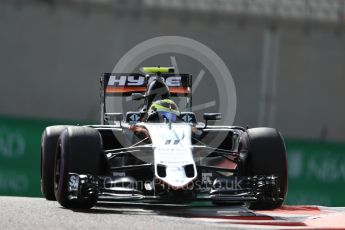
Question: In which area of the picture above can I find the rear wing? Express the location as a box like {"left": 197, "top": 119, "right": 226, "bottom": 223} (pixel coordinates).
{"left": 100, "top": 73, "right": 193, "bottom": 124}
{"left": 101, "top": 73, "right": 192, "bottom": 96}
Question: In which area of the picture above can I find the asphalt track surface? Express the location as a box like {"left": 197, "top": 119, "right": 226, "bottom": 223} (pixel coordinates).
{"left": 0, "top": 196, "right": 251, "bottom": 230}
{"left": 1, "top": 196, "right": 345, "bottom": 229}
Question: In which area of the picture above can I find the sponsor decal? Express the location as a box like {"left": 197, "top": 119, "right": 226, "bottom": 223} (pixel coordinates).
{"left": 108, "top": 75, "right": 182, "bottom": 87}
{"left": 0, "top": 126, "right": 26, "bottom": 159}
{"left": 105, "top": 73, "right": 190, "bottom": 94}
{"left": 68, "top": 174, "right": 79, "bottom": 192}
{"left": 0, "top": 172, "right": 29, "bottom": 193}
{"left": 112, "top": 172, "right": 126, "bottom": 177}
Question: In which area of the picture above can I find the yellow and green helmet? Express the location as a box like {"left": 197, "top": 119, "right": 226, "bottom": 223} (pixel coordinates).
{"left": 148, "top": 99, "right": 180, "bottom": 122}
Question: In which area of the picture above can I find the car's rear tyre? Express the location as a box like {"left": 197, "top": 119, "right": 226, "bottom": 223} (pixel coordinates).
{"left": 54, "top": 126, "right": 104, "bottom": 209}
{"left": 41, "top": 126, "right": 69, "bottom": 200}
{"left": 243, "top": 127, "right": 288, "bottom": 210}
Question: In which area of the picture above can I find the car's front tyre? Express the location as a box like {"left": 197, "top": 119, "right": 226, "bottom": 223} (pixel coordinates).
{"left": 54, "top": 126, "right": 104, "bottom": 209}
{"left": 41, "top": 126, "right": 70, "bottom": 200}
{"left": 242, "top": 127, "right": 288, "bottom": 210}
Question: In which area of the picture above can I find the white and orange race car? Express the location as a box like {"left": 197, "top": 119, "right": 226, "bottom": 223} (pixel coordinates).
{"left": 41, "top": 67, "right": 288, "bottom": 210}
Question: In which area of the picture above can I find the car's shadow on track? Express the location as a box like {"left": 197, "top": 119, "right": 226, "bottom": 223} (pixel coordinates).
{"left": 69, "top": 201, "right": 255, "bottom": 218}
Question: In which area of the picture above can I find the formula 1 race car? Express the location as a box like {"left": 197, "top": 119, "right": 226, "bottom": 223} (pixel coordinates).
{"left": 41, "top": 67, "right": 288, "bottom": 210}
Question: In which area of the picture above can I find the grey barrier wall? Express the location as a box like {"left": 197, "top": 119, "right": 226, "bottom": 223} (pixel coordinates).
{"left": 1, "top": 1, "right": 345, "bottom": 141}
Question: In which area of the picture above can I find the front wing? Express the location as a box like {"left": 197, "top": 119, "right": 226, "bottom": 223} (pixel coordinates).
{"left": 66, "top": 165, "right": 282, "bottom": 204}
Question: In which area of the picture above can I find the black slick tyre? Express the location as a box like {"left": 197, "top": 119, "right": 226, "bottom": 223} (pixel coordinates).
{"left": 54, "top": 126, "right": 104, "bottom": 209}
{"left": 244, "top": 127, "right": 288, "bottom": 210}
{"left": 41, "top": 126, "right": 69, "bottom": 200}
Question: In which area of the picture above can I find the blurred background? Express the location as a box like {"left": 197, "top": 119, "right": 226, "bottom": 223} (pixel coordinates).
{"left": 1, "top": 0, "right": 345, "bottom": 206}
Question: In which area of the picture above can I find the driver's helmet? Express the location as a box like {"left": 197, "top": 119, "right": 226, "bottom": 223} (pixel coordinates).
{"left": 148, "top": 99, "right": 180, "bottom": 122}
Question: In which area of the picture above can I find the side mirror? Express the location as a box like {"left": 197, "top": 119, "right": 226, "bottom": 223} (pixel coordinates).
{"left": 104, "top": 113, "right": 123, "bottom": 124}
{"left": 203, "top": 113, "right": 222, "bottom": 121}
{"left": 131, "top": 93, "right": 145, "bottom": 101}
{"left": 203, "top": 113, "right": 222, "bottom": 128}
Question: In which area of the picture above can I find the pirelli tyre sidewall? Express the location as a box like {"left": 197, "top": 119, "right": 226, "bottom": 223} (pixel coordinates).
{"left": 54, "top": 126, "right": 104, "bottom": 209}
{"left": 41, "top": 125, "right": 70, "bottom": 201}
{"left": 243, "top": 127, "right": 288, "bottom": 210}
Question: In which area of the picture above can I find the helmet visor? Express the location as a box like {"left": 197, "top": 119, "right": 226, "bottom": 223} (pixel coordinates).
{"left": 159, "top": 111, "right": 177, "bottom": 122}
